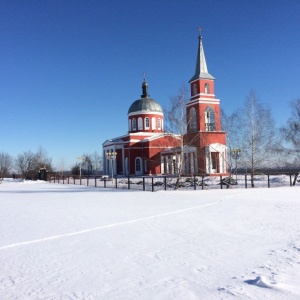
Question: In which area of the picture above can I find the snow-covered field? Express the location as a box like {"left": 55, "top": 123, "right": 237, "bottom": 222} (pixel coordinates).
{"left": 0, "top": 180, "right": 300, "bottom": 299}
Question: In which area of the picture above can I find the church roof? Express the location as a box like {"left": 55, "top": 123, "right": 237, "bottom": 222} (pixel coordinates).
{"left": 128, "top": 97, "right": 163, "bottom": 114}
{"left": 128, "top": 80, "right": 163, "bottom": 114}
{"left": 189, "top": 35, "right": 215, "bottom": 82}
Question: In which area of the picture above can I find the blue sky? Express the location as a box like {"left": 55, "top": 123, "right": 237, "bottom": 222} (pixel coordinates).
{"left": 1, "top": 0, "right": 300, "bottom": 170}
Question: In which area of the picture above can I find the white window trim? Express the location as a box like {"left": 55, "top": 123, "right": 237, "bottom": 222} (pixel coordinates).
{"left": 135, "top": 157, "right": 142, "bottom": 175}
{"left": 138, "top": 117, "right": 143, "bottom": 130}
{"left": 132, "top": 118, "right": 136, "bottom": 131}
{"left": 144, "top": 117, "right": 150, "bottom": 129}
{"left": 152, "top": 117, "right": 156, "bottom": 130}
{"left": 157, "top": 118, "right": 161, "bottom": 130}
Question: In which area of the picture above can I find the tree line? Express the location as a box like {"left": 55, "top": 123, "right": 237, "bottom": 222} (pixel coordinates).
{"left": 165, "top": 87, "right": 300, "bottom": 186}
{"left": 70, "top": 152, "right": 102, "bottom": 176}
{"left": 221, "top": 92, "right": 300, "bottom": 186}
{"left": 0, "top": 147, "right": 53, "bottom": 179}
{"left": 0, "top": 148, "right": 103, "bottom": 179}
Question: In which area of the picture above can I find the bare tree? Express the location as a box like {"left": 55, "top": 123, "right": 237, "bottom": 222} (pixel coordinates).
{"left": 76, "top": 154, "right": 94, "bottom": 175}
{"left": 90, "top": 151, "right": 102, "bottom": 174}
{"left": 15, "top": 150, "right": 36, "bottom": 178}
{"left": 280, "top": 98, "right": 300, "bottom": 184}
{"left": 0, "top": 152, "right": 13, "bottom": 177}
{"left": 220, "top": 109, "right": 240, "bottom": 174}
{"left": 35, "top": 147, "right": 53, "bottom": 171}
{"left": 165, "top": 85, "right": 201, "bottom": 188}
{"left": 83, "top": 155, "right": 93, "bottom": 175}
{"left": 236, "top": 90, "right": 277, "bottom": 187}
{"left": 15, "top": 148, "right": 53, "bottom": 179}
{"left": 56, "top": 158, "right": 66, "bottom": 176}
{"left": 75, "top": 153, "right": 103, "bottom": 176}
{"left": 165, "top": 86, "right": 188, "bottom": 181}
{"left": 71, "top": 164, "right": 80, "bottom": 176}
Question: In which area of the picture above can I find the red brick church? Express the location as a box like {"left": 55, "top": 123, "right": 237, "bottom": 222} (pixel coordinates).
{"left": 102, "top": 34, "right": 228, "bottom": 177}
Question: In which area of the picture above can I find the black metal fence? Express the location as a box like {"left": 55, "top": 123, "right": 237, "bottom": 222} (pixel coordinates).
{"left": 47, "top": 173, "right": 299, "bottom": 192}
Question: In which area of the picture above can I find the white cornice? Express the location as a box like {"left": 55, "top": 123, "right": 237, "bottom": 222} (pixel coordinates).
{"left": 128, "top": 112, "right": 164, "bottom": 117}
{"left": 129, "top": 132, "right": 157, "bottom": 136}
{"left": 186, "top": 98, "right": 220, "bottom": 107}
{"left": 199, "top": 93, "right": 215, "bottom": 97}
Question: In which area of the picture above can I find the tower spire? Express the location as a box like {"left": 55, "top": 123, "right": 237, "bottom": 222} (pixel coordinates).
{"left": 141, "top": 73, "right": 149, "bottom": 98}
{"left": 189, "top": 29, "right": 214, "bottom": 82}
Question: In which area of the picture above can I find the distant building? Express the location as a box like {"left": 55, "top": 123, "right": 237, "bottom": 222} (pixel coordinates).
{"left": 102, "top": 34, "right": 228, "bottom": 176}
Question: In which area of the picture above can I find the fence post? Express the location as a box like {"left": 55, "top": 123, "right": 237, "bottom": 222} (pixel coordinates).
{"left": 202, "top": 176, "right": 204, "bottom": 190}
{"left": 290, "top": 174, "right": 292, "bottom": 186}
{"left": 220, "top": 176, "right": 223, "bottom": 189}
{"left": 143, "top": 177, "right": 145, "bottom": 191}
{"left": 128, "top": 176, "right": 130, "bottom": 190}
{"left": 164, "top": 176, "right": 167, "bottom": 191}
{"left": 115, "top": 176, "right": 118, "bottom": 189}
{"left": 194, "top": 175, "right": 196, "bottom": 190}
{"left": 245, "top": 174, "right": 247, "bottom": 189}
{"left": 104, "top": 178, "right": 106, "bottom": 188}
{"left": 267, "top": 174, "right": 270, "bottom": 188}
{"left": 95, "top": 177, "right": 97, "bottom": 187}
{"left": 152, "top": 177, "right": 154, "bottom": 192}
{"left": 68, "top": 177, "right": 70, "bottom": 184}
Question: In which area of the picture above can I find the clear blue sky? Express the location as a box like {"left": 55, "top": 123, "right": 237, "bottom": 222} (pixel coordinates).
{"left": 1, "top": 0, "right": 300, "bottom": 170}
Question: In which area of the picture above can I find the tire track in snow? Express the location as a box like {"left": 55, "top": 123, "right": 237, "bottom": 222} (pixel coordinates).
{"left": 0, "top": 193, "right": 242, "bottom": 251}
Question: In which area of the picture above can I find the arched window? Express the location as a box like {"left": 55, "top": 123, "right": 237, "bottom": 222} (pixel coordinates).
{"left": 204, "top": 83, "right": 210, "bottom": 94}
{"left": 132, "top": 118, "right": 136, "bottom": 131}
{"left": 204, "top": 106, "right": 216, "bottom": 131}
{"left": 189, "top": 107, "right": 197, "bottom": 132}
{"left": 157, "top": 118, "right": 161, "bottom": 130}
{"left": 211, "top": 152, "right": 218, "bottom": 170}
{"left": 136, "top": 158, "right": 141, "bottom": 171}
{"left": 144, "top": 117, "right": 150, "bottom": 129}
{"left": 138, "top": 117, "right": 143, "bottom": 130}
{"left": 152, "top": 117, "right": 156, "bottom": 130}
{"left": 193, "top": 84, "right": 197, "bottom": 95}
{"left": 128, "top": 119, "right": 131, "bottom": 131}
{"left": 135, "top": 157, "right": 142, "bottom": 175}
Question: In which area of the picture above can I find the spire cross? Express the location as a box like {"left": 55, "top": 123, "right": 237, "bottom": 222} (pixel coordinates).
{"left": 143, "top": 72, "right": 146, "bottom": 82}
{"left": 198, "top": 27, "right": 203, "bottom": 37}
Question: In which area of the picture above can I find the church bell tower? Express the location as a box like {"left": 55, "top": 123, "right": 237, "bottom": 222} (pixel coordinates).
{"left": 185, "top": 31, "right": 227, "bottom": 175}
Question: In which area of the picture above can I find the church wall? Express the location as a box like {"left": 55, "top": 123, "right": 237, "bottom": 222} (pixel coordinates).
{"left": 128, "top": 112, "right": 164, "bottom": 134}
{"left": 190, "top": 79, "right": 215, "bottom": 99}
{"left": 121, "top": 135, "right": 181, "bottom": 175}
{"left": 116, "top": 148, "right": 123, "bottom": 175}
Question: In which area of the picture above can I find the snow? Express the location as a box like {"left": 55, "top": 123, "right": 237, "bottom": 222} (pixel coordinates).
{"left": 0, "top": 180, "right": 300, "bottom": 299}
